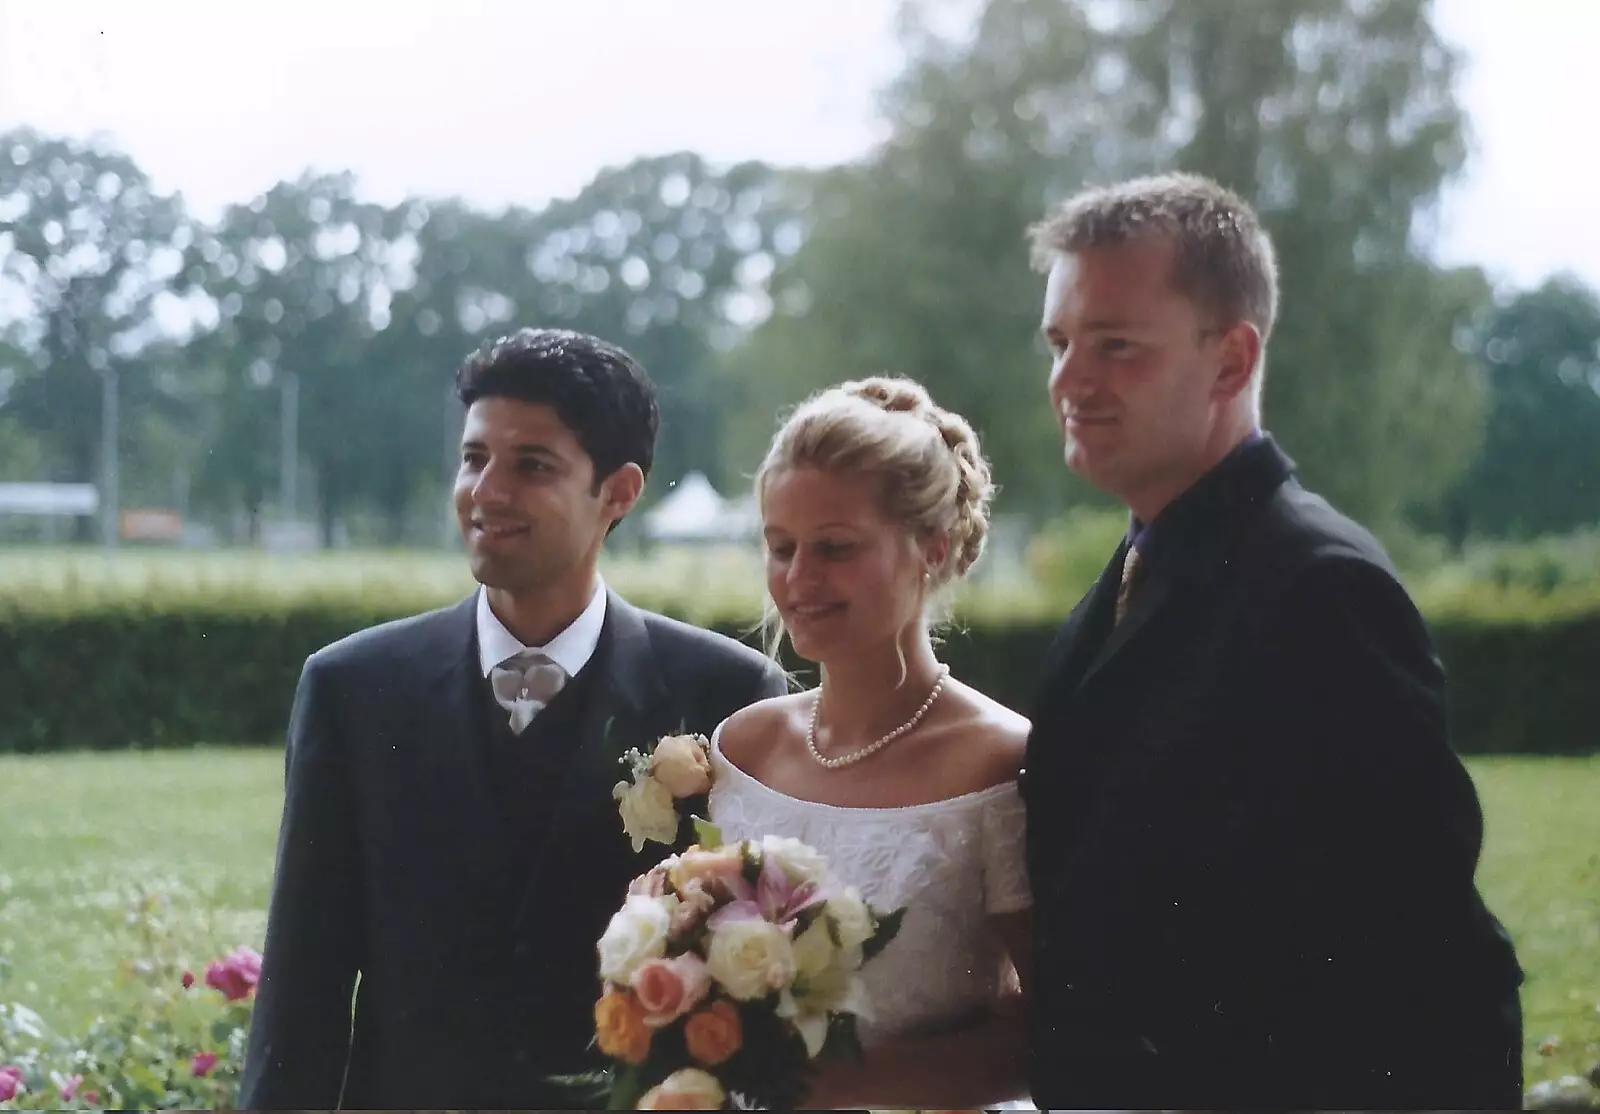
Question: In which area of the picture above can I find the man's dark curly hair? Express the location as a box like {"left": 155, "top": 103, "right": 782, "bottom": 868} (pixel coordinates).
{"left": 454, "top": 328, "right": 659, "bottom": 488}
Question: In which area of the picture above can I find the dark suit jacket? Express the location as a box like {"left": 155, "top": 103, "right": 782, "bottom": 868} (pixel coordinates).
{"left": 239, "top": 589, "right": 787, "bottom": 1110}
{"left": 1024, "top": 435, "right": 1524, "bottom": 1111}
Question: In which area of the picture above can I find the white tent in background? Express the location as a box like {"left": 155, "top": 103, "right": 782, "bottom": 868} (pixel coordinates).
{"left": 0, "top": 482, "right": 98, "bottom": 516}
{"left": 643, "top": 472, "right": 756, "bottom": 543}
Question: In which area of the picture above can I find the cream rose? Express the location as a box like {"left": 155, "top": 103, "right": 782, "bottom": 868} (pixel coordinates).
{"left": 668, "top": 845, "right": 745, "bottom": 892}
{"left": 637, "top": 1067, "right": 726, "bottom": 1110}
{"left": 649, "top": 734, "right": 713, "bottom": 798}
{"left": 757, "top": 835, "right": 829, "bottom": 885}
{"left": 597, "top": 894, "right": 673, "bottom": 984}
{"left": 705, "top": 917, "right": 797, "bottom": 1001}
{"left": 825, "top": 886, "right": 875, "bottom": 954}
{"left": 614, "top": 775, "right": 679, "bottom": 852}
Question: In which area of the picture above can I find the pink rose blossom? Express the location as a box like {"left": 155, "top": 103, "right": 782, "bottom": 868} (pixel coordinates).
{"left": 58, "top": 1074, "right": 83, "bottom": 1102}
{"left": 668, "top": 877, "right": 718, "bottom": 937}
{"left": 181, "top": 969, "right": 195, "bottom": 989}
{"left": 628, "top": 863, "right": 671, "bottom": 898}
{"left": 629, "top": 953, "right": 711, "bottom": 1028}
{"left": 191, "top": 1051, "right": 219, "bottom": 1078}
{"left": 84, "top": 1089, "right": 100, "bottom": 1106}
{"left": 204, "top": 946, "right": 262, "bottom": 1001}
{"left": 0, "top": 1066, "right": 23, "bottom": 1103}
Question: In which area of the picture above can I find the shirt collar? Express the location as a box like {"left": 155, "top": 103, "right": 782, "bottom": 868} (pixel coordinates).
{"left": 476, "top": 577, "right": 608, "bottom": 679}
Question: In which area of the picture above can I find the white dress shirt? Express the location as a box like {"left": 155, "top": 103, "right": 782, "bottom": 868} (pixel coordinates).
{"left": 476, "top": 577, "right": 608, "bottom": 682}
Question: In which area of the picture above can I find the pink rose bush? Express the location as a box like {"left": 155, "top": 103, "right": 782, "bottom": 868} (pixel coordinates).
{"left": 190, "top": 1051, "right": 219, "bottom": 1078}
{"left": 204, "top": 946, "right": 262, "bottom": 1002}
{"left": 569, "top": 826, "right": 905, "bottom": 1110}
{"left": 0, "top": 942, "right": 260, "bottom": 1110}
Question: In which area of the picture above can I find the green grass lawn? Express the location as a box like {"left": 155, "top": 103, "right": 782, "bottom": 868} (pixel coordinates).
{"left": 1, "top": 750, "right": 1595, "bottom": 1093}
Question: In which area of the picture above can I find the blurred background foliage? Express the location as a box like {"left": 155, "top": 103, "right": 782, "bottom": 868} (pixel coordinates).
{"left": 0, "top": 0, "right": 1593, "bottom": 562}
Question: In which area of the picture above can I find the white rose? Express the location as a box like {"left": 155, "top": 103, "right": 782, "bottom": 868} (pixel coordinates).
{"left": 791, "top": 919, "right": 853, "bottom": 1006}
{"left": 705, "top": 917, "right": 797, "bottom": 1001}
{"left": 825, "top": 886, "right": 875, "bottom": 954}
{"left": 614, "top": 775, "right": 680, "bottom": 852}
{"left": 597, "top": 894, "right": 673, "bottom": 984}
{"left": 757, "top": 835, "right": 829, "bottom": 885}
{"left": 638, "top": 1067, "right": 726, "bottom": 1110}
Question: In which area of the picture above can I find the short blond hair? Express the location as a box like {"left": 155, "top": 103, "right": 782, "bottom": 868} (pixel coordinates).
{"left": 1029, "top": 172, "right": 1280, "bottom": 354}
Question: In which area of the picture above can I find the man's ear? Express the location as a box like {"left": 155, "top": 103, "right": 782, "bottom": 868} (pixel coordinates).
{"left": 599, "top": 462, "right": 646, "bottom": 525}
{"left": 1212, "top": 320, "right": 1262, "bottom": 403}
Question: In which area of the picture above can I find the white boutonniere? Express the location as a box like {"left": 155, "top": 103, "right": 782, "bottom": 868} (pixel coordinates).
{"left": 612, "top": 731, "right": 714, "bottom": 853}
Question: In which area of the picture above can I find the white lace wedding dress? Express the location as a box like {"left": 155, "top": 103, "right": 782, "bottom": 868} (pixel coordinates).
{"left": 707, "top": 724, "right": 1035, "bottom": 1106}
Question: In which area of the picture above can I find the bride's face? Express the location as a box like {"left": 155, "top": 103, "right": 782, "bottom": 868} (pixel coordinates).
{"left": 761, "top": 465, "right": 927, "bottom": 664}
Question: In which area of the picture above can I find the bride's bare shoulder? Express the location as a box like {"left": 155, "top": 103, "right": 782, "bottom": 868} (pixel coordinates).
{"left": 717, "top": 692, "right": 808, "bottom": 769}
{"left": 950, "top": 682, "right": 1031, "bottom": 788}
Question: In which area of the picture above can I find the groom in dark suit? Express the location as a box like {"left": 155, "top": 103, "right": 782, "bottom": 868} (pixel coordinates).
{"left": 239, "top": 328, "right": 786, "bottom": 1109}
{"left": 1021, "top": 174, "right": 1524, "bottom": 1110}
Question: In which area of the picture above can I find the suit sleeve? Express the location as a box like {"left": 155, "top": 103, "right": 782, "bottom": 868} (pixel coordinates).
{"left": 753, "top": 655, "right": 790, "bottom": 702}
{"left": 1250, "top": 554, "right": 1498, "bottom": 1065}
{"left": 239, "top": 655, "right": 363, "bottom": 1109}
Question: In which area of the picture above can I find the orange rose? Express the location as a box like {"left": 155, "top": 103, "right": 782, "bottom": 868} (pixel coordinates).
{"left": 683, "top": 998, "right": 743, "bottom": 1066}
{"left": 594, "top": 988, "right": 652, "bottom": 1064}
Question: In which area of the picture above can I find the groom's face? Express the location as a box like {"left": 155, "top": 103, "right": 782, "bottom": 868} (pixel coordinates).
{"left": 1041, "top": 235, "right": 1225, "bottom": 512}
{"left": 454, "top": 396, "right": 622, "bottom": 597}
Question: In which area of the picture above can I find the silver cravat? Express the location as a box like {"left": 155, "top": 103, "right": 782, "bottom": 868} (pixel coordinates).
{"left": 489, "top": 650, "right": 568, "bottom": 734}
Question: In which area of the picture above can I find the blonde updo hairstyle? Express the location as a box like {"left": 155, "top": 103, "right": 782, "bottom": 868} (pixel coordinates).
{"left": 755, "top": 376, "right": 996, "bottom": 664}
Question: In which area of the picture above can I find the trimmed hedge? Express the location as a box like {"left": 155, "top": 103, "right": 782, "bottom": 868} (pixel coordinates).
{"left": 1, "top": 596, "right": 1594, "bottom": 756}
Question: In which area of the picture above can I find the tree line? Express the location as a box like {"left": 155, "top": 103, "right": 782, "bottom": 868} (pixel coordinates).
{"left": 2, "top": 0, "right": 1596, "bottom": 548}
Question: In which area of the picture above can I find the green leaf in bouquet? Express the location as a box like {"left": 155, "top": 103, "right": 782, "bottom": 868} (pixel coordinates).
{"left": 818, "top": 1011, "right": 865, "bottom": 1064}
{"left": 861, "top": 905, "right": 907, "bottom": 962}
{"left": 605, "top": 1063, "right": 649, "bottom": 1111}
{"left": 716, "top": 1000, "right": 814, "bottom": 1111}
{"left": 739, "top": 843, "right": 764, "bottom": 886}
{"left": 690, "top": 815, "right": 724, "bottom": 850}
{"left": 547, "top": 1066, "right": 615, "bottom": 1105}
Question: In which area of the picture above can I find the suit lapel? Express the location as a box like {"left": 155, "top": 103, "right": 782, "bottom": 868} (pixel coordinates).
{"left": 409, "top": 595, "right": 519, "bottom": 892}
{"left": 515, "top": 591, "right": 669, "bottom": 924}
{"left": 1034, "top": 545, "right": 1125, "bottom": 710}
{"left": 1051, "top": 438, "right": 1299, "bottom": 698}
{"left": 1077, "top": 557, "right": 1175, "bottom": 690}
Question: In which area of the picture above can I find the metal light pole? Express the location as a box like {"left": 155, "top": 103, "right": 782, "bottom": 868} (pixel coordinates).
{"left": 280, "top": 371, "right": 299, "bottom": 526}
{"left": 100, "top": 367, "right": 119, "bottom": 549}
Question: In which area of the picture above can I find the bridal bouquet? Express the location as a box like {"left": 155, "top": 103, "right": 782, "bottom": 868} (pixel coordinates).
{"left": 577, "top": 826, "right": 904, "bottom": 1109}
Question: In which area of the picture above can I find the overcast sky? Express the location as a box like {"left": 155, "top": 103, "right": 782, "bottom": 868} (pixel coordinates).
{"left": 1, "top": 0, "right": 1596, "bottom": 293}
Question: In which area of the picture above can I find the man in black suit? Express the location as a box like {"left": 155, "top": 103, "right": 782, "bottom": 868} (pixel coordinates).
{"left": 1021, "top": 173, "right": 1524, "bottom": 1110}
{"left": 239, "top": 329, "right": 786, "bottom": 1109}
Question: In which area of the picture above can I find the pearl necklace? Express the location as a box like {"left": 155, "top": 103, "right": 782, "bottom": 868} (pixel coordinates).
{"left": 806, "top": 665, "right": 952, "bottom": 770}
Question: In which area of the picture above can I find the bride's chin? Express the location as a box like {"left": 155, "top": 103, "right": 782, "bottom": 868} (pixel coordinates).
{"left": 784, "top": 634, "right": 832, "bottom": 664}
